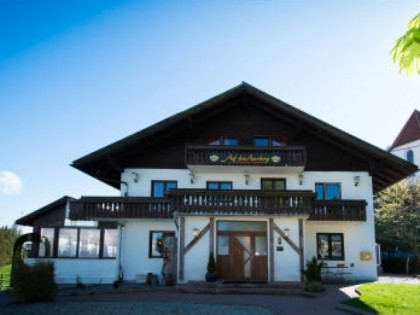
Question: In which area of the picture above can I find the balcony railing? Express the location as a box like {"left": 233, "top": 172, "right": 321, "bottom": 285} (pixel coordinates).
{"left": 309, "top": 200, "right": 367, "bottom": 221}
{"left": 185, "top": 145, "right": 306, "bottom": 168}
{"left": 69, "top": 193, "right": 367, "bottom": 222}
{"left": 166, "top": 189, "right": 315, "bottom": 216}
{"left": 69, "top": 197, "right": 171, "bottom": 220}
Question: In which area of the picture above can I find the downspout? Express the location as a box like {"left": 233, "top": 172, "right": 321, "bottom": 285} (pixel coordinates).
{"left": 116, "top": 222, "right": 125, "bottom": 283}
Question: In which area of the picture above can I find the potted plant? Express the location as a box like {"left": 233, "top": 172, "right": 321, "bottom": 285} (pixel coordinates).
{"left": 205, "top": 251, "right": 217, "bottom": 282}
{"left": 302, "top": 256, "right": 325, "bottom": 292}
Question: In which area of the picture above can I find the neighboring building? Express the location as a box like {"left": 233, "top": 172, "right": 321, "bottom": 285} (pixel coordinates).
{"left": 16, "top": 83, "right": 416, "bottom": 285}
{"left": 390, "top": 109, "right": 420, "bottom": 170}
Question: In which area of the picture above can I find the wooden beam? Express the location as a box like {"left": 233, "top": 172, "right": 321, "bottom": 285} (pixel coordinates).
{"left": 299, "top": 219, "right": 304, "bottom": 282}
{"left": 179, "top": 217, "right": 185, "bottom": 281}
{"left": 184, "top": 223, "right": 210, "bottom": 254}
{"left": 209, "top": 217, "right": 215, "bottom": 253}
{"left": 269, "top": 218, "right": 275, "bottom": 282}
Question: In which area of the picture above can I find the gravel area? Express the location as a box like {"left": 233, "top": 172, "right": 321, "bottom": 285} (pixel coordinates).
{"left": 1, "top": 301, "right": 273, "bottom": 315}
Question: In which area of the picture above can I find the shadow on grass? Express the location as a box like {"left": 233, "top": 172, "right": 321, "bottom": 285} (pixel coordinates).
{"left": 341, "top": 298, "right": 378, "bottom": 314}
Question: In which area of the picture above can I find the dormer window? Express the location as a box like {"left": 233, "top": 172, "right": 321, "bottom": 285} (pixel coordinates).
{"left": 254, "top": 136, "right": 286, "bottom": 147}
{"left": 207, "top": 135, "right": 239, "bottom": 146}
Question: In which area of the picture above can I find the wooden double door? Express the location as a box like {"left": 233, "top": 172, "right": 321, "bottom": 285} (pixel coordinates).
{"left": 217, "top": 230, "right": 268, "bottom": 281}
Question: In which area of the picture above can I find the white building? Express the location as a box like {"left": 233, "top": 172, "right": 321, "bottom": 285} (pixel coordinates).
{"left": 390, "top": 110, "right": 420, "bottom": 170}
{"left": 16, "top": 83, "right": 416, "bottom": 285}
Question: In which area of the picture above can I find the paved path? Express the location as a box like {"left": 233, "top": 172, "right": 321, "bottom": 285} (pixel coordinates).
{"left": 1, "top": 275, "right": 419, "bottom": 315}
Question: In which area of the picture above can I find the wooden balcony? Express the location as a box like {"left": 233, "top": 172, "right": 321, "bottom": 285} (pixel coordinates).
{"left": 69, "top": 193, "right": 367, "bottom": 222}
{"left": 69, "top": 197, "right": 172, "bottom": 220}
{"left": 309, "top": 200, "right": 367, "bottom": 221}
{"left": 166, "top": 189, "right": 315, "bottom": 216}
{"left": 185, "top": 145, "right": 306, "bottom": 173}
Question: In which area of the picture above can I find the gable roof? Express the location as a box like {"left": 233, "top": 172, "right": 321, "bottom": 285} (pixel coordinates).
{"left": 15, "top": 196, "right": 75, "bottom": 226}
{"left": 390, "top": 110, "right": 420, "bottom": 150}
{"left": 71, "top": 82, "right": 417, "bottom": 193}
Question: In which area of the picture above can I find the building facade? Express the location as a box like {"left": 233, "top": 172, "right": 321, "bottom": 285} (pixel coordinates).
{"left": 17, "top": 83, "right": 416, "bottom": 285}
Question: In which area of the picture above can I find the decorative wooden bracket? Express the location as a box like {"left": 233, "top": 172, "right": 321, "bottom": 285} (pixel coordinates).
{"left": 184, "top": 223, "right": 210, "bottom": 254}
{"left": 271, "top": 222, "right": 300, "bottom": 254}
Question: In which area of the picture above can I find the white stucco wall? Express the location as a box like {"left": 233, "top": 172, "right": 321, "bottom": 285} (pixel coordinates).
{"left": 118, "top": 168, "right": 376, "bottom": 282}
{"left": 26, "top": 258, "right": 117, "bottom": 284}
{"left": 120, "top": 219, "right": 175, "bottom": 281}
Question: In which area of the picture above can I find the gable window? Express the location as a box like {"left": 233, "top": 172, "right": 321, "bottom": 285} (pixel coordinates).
{"left": 152, "top": 181, "right": 177, "bottom": 197}
{"left": 315, "top": 183, "right": 341, "bottom": 200}
{"left": 317, "top": 233, "right": 344, "bottom": 260}
{"left": 261, "top": 178, "right": 286, "bottom": 191}
{"left": 207, "top": 181, "right": 232, "bottom": 190}
{"left": 407, "top": 150, "right": 414, "bottom": 163}
{"left": 254, "top": 136, "right": 286, "bottom": 147}
{"left": 207, "top": 135, "right": 239, "bottom": 146}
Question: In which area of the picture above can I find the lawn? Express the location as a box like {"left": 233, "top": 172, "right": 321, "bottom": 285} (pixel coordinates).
{"left": 0, "top": 264, "right": 11, "bottom": 290}
{"left": 341, "top": 283, "right": 420, "bottom": 315}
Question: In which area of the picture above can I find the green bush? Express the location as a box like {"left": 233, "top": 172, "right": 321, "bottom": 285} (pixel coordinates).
{"left": 13, "top": 261, "right": 57, "bottom": 303}
{"left": 302, "top": 256, "right": 323, "bottom": 282}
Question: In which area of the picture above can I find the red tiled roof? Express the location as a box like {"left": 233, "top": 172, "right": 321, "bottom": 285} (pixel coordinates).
{"left": 390, "top": 110, "right": 420, "bottom": 150}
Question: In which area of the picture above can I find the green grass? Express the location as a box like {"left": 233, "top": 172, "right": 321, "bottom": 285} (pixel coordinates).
{"left": 341, "top": 283, "right": 420, "bottom": 315}
{"left": 0, "top": 264, "right": 11, "bottom": 290}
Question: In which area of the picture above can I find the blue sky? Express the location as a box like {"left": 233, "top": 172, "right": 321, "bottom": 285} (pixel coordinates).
{"left": 1, "top": 0, "right": 420, "bottom": 227}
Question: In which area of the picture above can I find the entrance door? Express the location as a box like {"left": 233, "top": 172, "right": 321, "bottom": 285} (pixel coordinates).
{"left": 217, "top": 221, "right": 268, "bottom": 281}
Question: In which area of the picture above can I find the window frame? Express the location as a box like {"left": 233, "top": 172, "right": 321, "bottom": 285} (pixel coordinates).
{"left": 151, "top": 180, "right": 178, "bottom": 197}
{"left": 261, "top": 178, "right": 286, "bottom": 191}
{"left": 407, "top": 150, "right": 414, "bottom": 163}
{"left": 149, "top": 230, "right": 175, "bottom": 258}
{"left": 206, "top": 181, "right": 233, "bottom": 190}
{"left": 316, "top": 233, "right": 345, "bottom": 261}
{"left": 315, "top": 182, "right": 341, "bottom": 200}
{"left": 39, "top": 227, "right": 117, "bottom": 259}
{"left": 254, "top": 135, "right": 286, "bottom": 147}
{"left": 207, "top": 135, "right": 239, "bottom": 146}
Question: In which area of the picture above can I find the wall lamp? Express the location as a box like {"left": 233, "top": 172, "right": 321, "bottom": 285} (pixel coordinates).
{"left": 298, "top": 173, "right": 304, "bottom": 186}
{"left": 354, "top": 175, "right": 361, "bottom": 187}
{"left": 284, "top": 228, "right": 291, "bottom": 238}
{"left": 244, "top": 174, "right": 250, "bottom": 185}
{"left": 192, "top": 227, "right": 200, "bottom": 238}
{"left": 132, "top": 172, "right": 139, "bottom": 183}
{"left": 189, "top": 171, "right": 195, "bottom": 184}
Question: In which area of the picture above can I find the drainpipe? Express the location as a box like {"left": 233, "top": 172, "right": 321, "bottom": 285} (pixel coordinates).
{"left": 116, "top": 222, "right": 125, "bottom": 282}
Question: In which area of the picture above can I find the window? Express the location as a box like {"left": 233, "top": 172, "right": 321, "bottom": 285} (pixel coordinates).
{"left": 207, "top": 135, "right": 239, "bottom": 146}
{"left": 207, "top": 181, "right": 232, "bottom": 190}
{"left": 102, "top": 229, "right": 117, "bottom": 258}
{"left": 42, "top": 227, "right": 116, "bottom": 259}
{"left": 261, "top": 178, "right": 286, "bottom": 191}
{"left": 254, "top": 136, "right": 286, "bottom": 147}
{"left": 317, "top": 233, "right": 344, "bottom": 260}
{"left": 58, "top": 228, "right": 78, "bottom": 257}
{"left": 315, "top": 183, "right": 341, "bottom": 200}
{"left": 149, "top": 231, "right": 175, "bottom": 258}
{"left": 78, "top": 229, "right": 100, "bottom": 258}
{"left": 407, "top": 150, "right": 414, "bottom": 163}
{"left": 39, "top": 228, "right": 55, "bottom": 258}
{"left": 152, "top": 181, "right": 177, "bottom": 197}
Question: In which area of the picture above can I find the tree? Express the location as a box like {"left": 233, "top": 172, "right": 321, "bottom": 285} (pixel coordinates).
{"left": 375, "top": 180, "right": 420, "bottom": 272}
{"left": 0, "top": 226, "right": 20, "bottom": 267}
{"left": 391, "top": 13, "right": 420, "bottom": 75}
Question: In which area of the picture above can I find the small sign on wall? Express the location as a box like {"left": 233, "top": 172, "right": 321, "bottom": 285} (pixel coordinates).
{"left": 360, "top": 251, "right": 373, "bottom": 261}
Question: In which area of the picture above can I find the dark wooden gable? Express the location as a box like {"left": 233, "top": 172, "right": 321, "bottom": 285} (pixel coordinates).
{"left": 72, "top": 83, "right": 417, "bottom": 192}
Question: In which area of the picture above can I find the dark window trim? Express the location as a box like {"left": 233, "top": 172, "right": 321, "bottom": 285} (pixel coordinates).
{"left": 151, "top": 180, "right": 178, "bottom": 197}
{"left": 206, "top": 181, "right": 233, "bottom": 190}
{"left": 315, "top": 182, "right": 341, "bottom": 200}
{"left": 261, "top": 178, "right": 287, "bottom": 191}
{"left": 254, "top": 135, "right": 286, "bottom": 147}
{"left": 37, "top": 227, "right": 117, "bottom": 259}
{"left": 316, "top": 232, "right": 345, "bottom": 261}
{"left": 149, "top": 230, "right": 175, "bottom": 258}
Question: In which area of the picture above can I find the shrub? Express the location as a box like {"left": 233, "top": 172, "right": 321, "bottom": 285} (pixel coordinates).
{"left": 302, "top": 256, "right": 323, "bottom": 282}
{"left": 13, "top": 261, "right": 57, "bottom": 303}
{"left": 305, "top": 280, "right": 325, "bottom": 292}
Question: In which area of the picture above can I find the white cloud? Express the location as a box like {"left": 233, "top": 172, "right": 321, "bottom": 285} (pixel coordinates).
{"left": 0, "top": 171, "right": 23, "bottom": 195}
